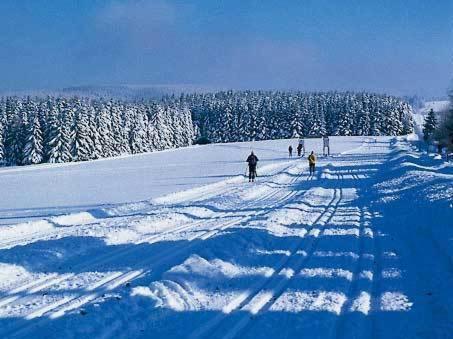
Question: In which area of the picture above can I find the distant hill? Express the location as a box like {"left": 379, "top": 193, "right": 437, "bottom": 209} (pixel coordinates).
{"left": 0, "top": 84, "right": 218, "bottom": 101}
{"left": 60, "top": 85, "right": 218, "bottom": 100}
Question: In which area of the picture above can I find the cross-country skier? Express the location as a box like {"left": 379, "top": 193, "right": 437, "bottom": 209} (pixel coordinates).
{"left": 308, "top": 151, "right": 316, "bottom": 175}
{"left": 297, "top": 143, "right": 302, "bottom": 157}
{"left": 288, "top": 145, "right": 293, "bottom": 158}
{"left": 246, "top": 151, "right": 259, "bottom": 182}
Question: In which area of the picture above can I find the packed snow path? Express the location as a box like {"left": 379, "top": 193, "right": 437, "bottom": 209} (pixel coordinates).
{"left": 0, "top": 137, "right": 452, "bottom": 338}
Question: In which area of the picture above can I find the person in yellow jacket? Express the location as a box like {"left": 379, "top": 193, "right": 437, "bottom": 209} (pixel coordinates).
{"left": 308, "top": 151, "right": 316, "bottom": 175}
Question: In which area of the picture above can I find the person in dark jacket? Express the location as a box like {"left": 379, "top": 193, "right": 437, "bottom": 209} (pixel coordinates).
{"left": 288, "top": 145, "right": 293, "bottom": 158}
{"left": 297, "top": 143, "right": 302, "bottom": 157}
{"left": 246, "top": 151, "right": 259, "bottom": 182}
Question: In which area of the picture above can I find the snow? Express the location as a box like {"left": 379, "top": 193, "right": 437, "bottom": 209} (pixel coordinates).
{"left": 0, "top": 136, "right": 452, "bottom": 338}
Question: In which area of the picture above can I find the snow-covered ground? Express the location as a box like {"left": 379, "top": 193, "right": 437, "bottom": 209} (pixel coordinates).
{"left": 0, "top": 137, "right": 356, "bottom": 225}
{"left": 0, "top": 136, "right": 452, "bottom": 338}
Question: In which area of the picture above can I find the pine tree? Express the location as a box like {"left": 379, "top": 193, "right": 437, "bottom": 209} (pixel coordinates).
{"left": 46, "top": 101, "right": 71, "bottom": 163}
{"left": 0, "top": 118, "right": 5, "bottom": 165}
{"left": 129, "top": 113, "right": 148, "bottom": 154}
{"left": 5, "top": 101, "right": 26, "bottom": 165}
{"left": 423, "top": 109, "right": 437, "bottom": 142}
{"left": 72, "top": 105, "right": 93, "bottom": 161}
{"left": 23, "top": 113, "right": 44, "bottom": 165}
{"left": 434, "top": 92, "right": 453, "bottom": 151}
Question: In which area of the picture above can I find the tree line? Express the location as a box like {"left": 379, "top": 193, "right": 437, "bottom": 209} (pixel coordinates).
{"left": 0, "top": 97, "right": 195, "bottom": 166}
{"left": 0, "top": 91, "right": 414, "bottom": 166}
{"left": 172, "top": 91, "right": 413, "bottom": 143}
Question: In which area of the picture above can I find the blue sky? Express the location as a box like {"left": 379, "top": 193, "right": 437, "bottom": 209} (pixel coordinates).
{"left": 0, "top": 0, "right": 451, "bottom": 96}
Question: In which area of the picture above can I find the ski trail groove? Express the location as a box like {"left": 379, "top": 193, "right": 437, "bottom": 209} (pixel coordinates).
{"left": 0, "top": 161, "right": 308, "bottom": 338}
{"left": 331, "top": 206, "right": 373, "bottom": 339}
{"left": 189, "top": 183, "right": 342, "bottom": 339}
{"left": 223, "top": 189, "right": 343, "bottom": 339}
{"left": 0, "top": 162, "right": 299, "bottom": 304}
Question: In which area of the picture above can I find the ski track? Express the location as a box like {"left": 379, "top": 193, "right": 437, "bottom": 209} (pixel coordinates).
{"left": 2, "top": 141, "right": 367, "bottom": 338}
{"left": 188, "top": 140, "right": 402, "bottom": 339}
{"left": 0, "top": 158, "right": 307, "bottom": 338}
{"left": 0, "top": 137, "right": 450, "bottom": 338}
{"left": 219, "top": 189, "right": 343, "bottom": 339}
{"left": 189, "top": 183, "right": 341, "bottom": 339}
{"left": 0, "top": 161, "right": 296, "bottom": 251}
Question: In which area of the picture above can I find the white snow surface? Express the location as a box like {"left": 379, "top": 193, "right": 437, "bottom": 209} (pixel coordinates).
{"left": 0, "top": 136, "right": 452, "bottom": 339}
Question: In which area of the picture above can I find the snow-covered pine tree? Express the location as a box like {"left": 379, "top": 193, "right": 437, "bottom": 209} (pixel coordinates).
{"left": 147, "top": 104, "right": 164, "bottom": 150}
{"left": 400, "top": 103, "right": 414, "bottom": 135}
{"left": 176, "top": 106, "right": 195, "bottom": 146}
{"left": 72, "top": 104, "right": 93, "bottom": 161}
{"left": 0, "top": 101, "right": 5, "bottom": 165}
{"left": 423, "top": 109, "right": 437, "bottom": 142}
{"left": 95, "top": 101, "right": 114, "bottom": 157}
{"left": 46, "top": 99, "right": 71, "bottom": 163}
{"left": 0, "top": 117, "right": 5, "bottom": 165}
{"left": 22, "top": 113, "right": 44, "bottom": 165}
{"left": 5, "top": 100, "right": 26, "bottom": 165}
{"left": 109, "top": 100, "right": 126, "bottom": 156}
{"left": 129, "top": 112, "right": 148, "bottom": 154}
{"left": 337, "top": 100, "right": 353, "bottom": 136}
{"left": 289, "top": 104, "right": 303, "bottom": 138}
{"left": 88, "top": 105, "right": 102, "bottom": 160}
{"left": 155, "top": 104, "right": 174, "bottom": 149}
{"left": 356, "top": 94, "right": 371, "bottom": 135}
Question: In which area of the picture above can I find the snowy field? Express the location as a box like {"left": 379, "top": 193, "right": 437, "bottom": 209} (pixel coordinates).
{"left": 0, "top": 137, "right": 358, "bottom": 224}
{"left": 0, "top": 136, "right": 452, "bottom": 338}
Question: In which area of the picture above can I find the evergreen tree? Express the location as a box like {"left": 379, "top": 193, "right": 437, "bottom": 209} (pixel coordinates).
{"left": 5, "top": 101, "right": 26, "bottom": 165}
{"left": 0, "top": 118, "right": 5, "bottom": 165}
{"left": 129, "top": 113, "right": 148, "bottom": 154}
{"left": 423, "top": 109, "right": 437, "bottom": 142}
{"left": 434, "top": 92, "right": 453, "bottom": 151}
{"left": 46, "top": 101, "right": 71, "bottom": 163}
{"left": 23, "top": 113, "right": 44, "bottom": 165}
{"left": 72, "top": 105, "right": 93, "bottom": 161}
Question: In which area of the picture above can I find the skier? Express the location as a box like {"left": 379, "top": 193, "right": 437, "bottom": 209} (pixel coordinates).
{"left": 288, "top": 145, "right": 293, "bottom": 158}
{"left": 297, "top": 143, "right": 302, "bottom": 157}
{"left": 246, "top": 151, "right": 259, "bottom": 182}
{"left": 298, "top": 138, "right": 305, "bottom": 157}
{"left": 308, "top": 151, "right": 316, "bottom": 175}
